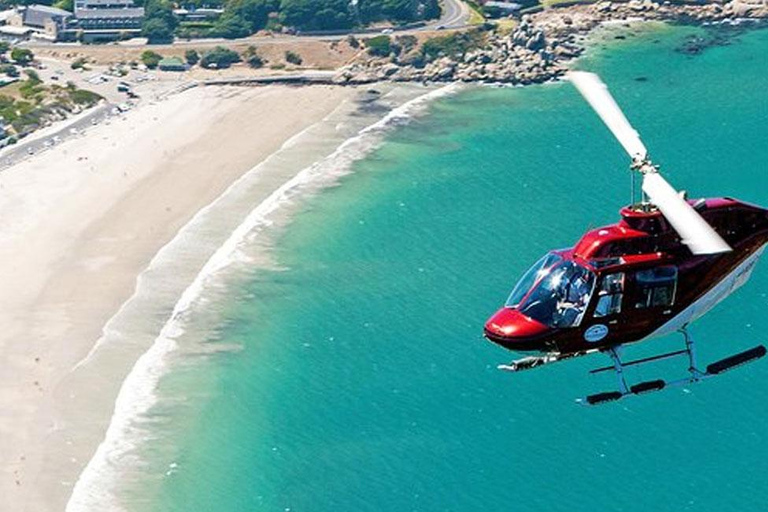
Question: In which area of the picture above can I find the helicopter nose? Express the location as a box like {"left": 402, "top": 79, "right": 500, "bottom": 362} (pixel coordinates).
{"left": 484, "top": 308, "right": 549, "bottom": 347}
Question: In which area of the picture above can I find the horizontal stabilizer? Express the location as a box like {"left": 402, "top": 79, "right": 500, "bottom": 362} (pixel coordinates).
{"left": 706, "top": 345, "right": 767, "bottom": 375}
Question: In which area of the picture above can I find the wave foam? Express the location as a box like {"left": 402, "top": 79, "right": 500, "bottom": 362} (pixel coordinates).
{"left": 65, "top": 83, "right": 458, "bottom": 512}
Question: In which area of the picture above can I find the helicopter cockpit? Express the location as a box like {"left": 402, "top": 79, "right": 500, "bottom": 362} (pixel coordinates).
{"left": 506, "top": 252, "right": 596, "bottom": 329}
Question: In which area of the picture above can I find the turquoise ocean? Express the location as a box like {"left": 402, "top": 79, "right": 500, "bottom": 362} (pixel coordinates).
{"left": 109, "top": 23, "right": 768, "bottom": 512}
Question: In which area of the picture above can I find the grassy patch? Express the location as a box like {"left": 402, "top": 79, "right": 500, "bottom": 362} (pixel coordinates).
{"left": 421, "top": 29, "right": 486, "bottom": 62}
{"left": 465, "top": 0, "right": 486, "bottom": 24}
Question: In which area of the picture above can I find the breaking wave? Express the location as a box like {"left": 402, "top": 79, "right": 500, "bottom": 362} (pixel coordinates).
{"left": 65, "top": 83, "right": 459, "bottom": 512}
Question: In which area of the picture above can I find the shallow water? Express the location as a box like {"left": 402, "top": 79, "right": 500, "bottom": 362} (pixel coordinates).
{"left": 121, "top": 24, "right": 768, "bottom": 512}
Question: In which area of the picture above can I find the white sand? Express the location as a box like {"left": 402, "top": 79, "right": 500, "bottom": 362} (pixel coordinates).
{"left": 0, "top": 84, "right": 357, "bottom": 511}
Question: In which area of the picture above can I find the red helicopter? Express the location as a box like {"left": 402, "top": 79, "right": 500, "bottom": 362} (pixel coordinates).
{"left": 483, "top": 72, "right": 768, "bottom": 405}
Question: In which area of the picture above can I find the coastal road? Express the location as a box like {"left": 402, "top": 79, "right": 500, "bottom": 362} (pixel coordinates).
{"left": 0, "top": 102, "right": 114, "bottom": 171}
{"left": 430, "top": 0, "right": 473, "bottom": 29}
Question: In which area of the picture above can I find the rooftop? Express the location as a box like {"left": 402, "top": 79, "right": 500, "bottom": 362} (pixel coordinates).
{"left": 77, "top": 0, "right": 134, "bottom": 6}
{"left": 75, "top": 7, "right": 144, "bottom": 18}
{"left": 23, "top": 4, "right": 72, "bottom": 27}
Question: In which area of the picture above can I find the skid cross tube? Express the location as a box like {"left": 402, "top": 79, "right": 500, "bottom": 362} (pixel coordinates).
{"left": 589, "top": 349, "right": 688, "bottom": 375}
{"left": 581, "top": 327, "right": 766, "bottom": 405}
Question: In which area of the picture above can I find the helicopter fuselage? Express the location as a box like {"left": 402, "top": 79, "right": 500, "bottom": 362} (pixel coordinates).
{"left": 484, "top": 197, "right": 768, "bottom": 355}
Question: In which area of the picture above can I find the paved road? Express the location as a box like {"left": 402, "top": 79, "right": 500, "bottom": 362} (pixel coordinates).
{"left": 0, "top": 102, "right": 114, "bottom": 171}
{"left": 430, "top": 0, "right": 472, "bottom": 29}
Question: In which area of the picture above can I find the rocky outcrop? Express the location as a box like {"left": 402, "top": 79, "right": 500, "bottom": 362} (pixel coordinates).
{"left": 332, "top": 1, "right": 768, "bottom": 86}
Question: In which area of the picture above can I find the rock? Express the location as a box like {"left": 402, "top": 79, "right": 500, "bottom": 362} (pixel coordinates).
{"left": 525, "top": 31, "right": 545, "bottom": 51}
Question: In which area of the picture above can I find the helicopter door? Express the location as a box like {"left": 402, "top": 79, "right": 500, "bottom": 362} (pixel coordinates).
{"left": 593, "top": 272, "right": 625, "bottom": 323}
{"left": 633, "top": 266, "right": 678, "bottom": 311}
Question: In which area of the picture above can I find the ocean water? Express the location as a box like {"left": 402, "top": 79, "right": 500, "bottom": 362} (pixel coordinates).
{"left": 114, "top": 23, "right": 768, "bottom": 512}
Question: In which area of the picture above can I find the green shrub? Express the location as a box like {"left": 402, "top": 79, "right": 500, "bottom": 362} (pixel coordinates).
{"left": 421, "top": 30, "right": 485, "bottom": 62}
{"left": 69, "top": 88, "right": 102, "bottom": 106}
{"left": 284, "top": 50, "right": 302, "bottom": 65}
{"left": 185, "top": 49, "right": 200, "bottom": 66}
{"left": 242, "top": 46, "right": 264, "bottom": 68}
{"left": 0, "top": 64, "right": 18, "bottom": 77}
{"left": 200, "top": 46, "right": 241, "bottom": 69}
{"left": 70, "top": 57, "right": 89, "bottom": 70}
{"left": 10, "top": 48, "right": 34, "bottom": 66}
{"left": 365, "top": 35, "right": 392, "bottom": 57}
{"left": 141, "top": 50, "right": 162, "bottom": 69}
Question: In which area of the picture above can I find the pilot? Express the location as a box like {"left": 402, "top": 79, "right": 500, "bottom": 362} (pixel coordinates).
{"left": 557, "top": 273, "right": 590, "bottom": 325}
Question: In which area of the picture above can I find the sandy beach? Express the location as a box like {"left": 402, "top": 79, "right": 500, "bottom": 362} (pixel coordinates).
{"left": 0, "top": 83, "right": 359, "bottom": 511}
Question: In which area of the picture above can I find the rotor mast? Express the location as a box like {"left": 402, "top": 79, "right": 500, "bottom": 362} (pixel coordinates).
{"left": 568, "top": 71, "right": 731, "bottom": 255}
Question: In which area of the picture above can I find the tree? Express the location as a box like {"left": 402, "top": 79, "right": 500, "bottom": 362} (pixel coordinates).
{"left": 185, "top": 49, "right": 200, "bottom": 66}
{"left": 227, "top": 0, "right": 278, "bottom": 32}
{"left": 279, "top": 0, "right": 352, "bottom": 31}
{"left": 142, "top": 17, "right": 174, "bottom": 44}
{"left": 141, "top": 50, "right": 162, "bottom": 69}
{"left": 10, "top": 48, "right": 34, "bottom": 66}
{"left": 212, "top": 11, "right": 251, "bottom": 39}
{"left": 142, "top": 0, "right": 177, "bottom": 43}
{"left": 200, "top": 46, "right": 241, "bottom": 69}
{"left": 0, "top": 41, "right": 10, "bottom": 54}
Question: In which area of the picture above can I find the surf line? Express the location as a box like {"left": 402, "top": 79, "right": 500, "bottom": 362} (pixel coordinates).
{"left": 65, "top": 83, "right": 458, "bottom": 512}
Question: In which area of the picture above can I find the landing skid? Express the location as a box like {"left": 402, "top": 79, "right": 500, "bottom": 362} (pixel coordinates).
{"left": 581, "top": 328, "right": 766, "bottom": 406}
{"left": 497, "top": 327, "right": 766, "bottom": 405}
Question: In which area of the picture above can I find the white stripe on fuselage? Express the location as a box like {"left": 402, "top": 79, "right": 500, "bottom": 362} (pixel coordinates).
{"left": 646, "top": 244, "right": 766, "bottom": 340}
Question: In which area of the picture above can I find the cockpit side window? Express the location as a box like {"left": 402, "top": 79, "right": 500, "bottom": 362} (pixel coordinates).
{"left": 594, "top": 272, "right": 624, "bottom": 318}
{"left": 634, "top": 266, "right": 678, "bottom": 309}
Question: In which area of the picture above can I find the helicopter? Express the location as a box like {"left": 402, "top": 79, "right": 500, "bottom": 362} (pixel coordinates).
{"left": 483, "top": 71, "right": 768, "bottom": 405}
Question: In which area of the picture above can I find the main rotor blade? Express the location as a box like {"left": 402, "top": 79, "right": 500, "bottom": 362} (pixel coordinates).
{"left": 569, "top": 71, "right": 647, "bottom": 160}
{"left": 642, "top": 172, "right": 731, "bottom": 255}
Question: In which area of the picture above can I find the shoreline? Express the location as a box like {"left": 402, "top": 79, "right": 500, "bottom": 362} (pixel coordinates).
{"left": 0, "top": 82, "right": 369, "bottom": 511}
{"left": 333, "top": 2, "right": 768, "bottom": 85}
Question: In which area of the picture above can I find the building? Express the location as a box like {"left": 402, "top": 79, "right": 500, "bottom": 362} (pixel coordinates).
{"left": 7, "top": 4, "right": 73, "bottom": 41}
{"left": 72, "top": 0, "right": 144, "bottom": 42}
{"left": 173, "top": 7, "right": 224, "bottom": 22}
{"left": 6, "top": 0, "right": 144, "bottom": 42}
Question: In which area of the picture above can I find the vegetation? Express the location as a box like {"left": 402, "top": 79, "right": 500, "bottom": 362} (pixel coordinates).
{"left": 185, "top": 49, "right": 200, "bottom": 65}
{"left": 284, "top": 50, "right": 302, "bottom": 65}
{"left": 365, "top": 35, "right": 392, "bottom": 57}
{"left": 213, "top": 0, "right": 278, "bottom": 37}
{"left": 0, "top": 64, "right": 19, "bottom": 78}
{"left": 421, "top": 30, "right": 485, "bottom": 63}
{"left": 142, "top": 0, "right": 178, "bottom": 43}
{"left": 70, "top": 57, "right": 89, "bottom": 70}
{"left": 0, "top": 75, "right": 102, "bottom": 136}
{"left": 53, "top": 0, "right": 73, "bottom": 11}
{"left": 10, "top": 48, "right": 34, "bottom": 66}
{"left": 140, "top": 50, "right": 163, "bottom": 68}
{"left": 242, "top": 45, "right": 265, "bottom": 68}
{"left": 200, "top": 46, "right": 241, "bottom": 68}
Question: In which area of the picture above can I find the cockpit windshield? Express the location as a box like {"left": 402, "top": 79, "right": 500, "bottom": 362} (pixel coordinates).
{"left": 505, "top": 253, "right": 563, "bottom": 308}
{"left": 507, "top": 255, "right": 596, "bottom": 329}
